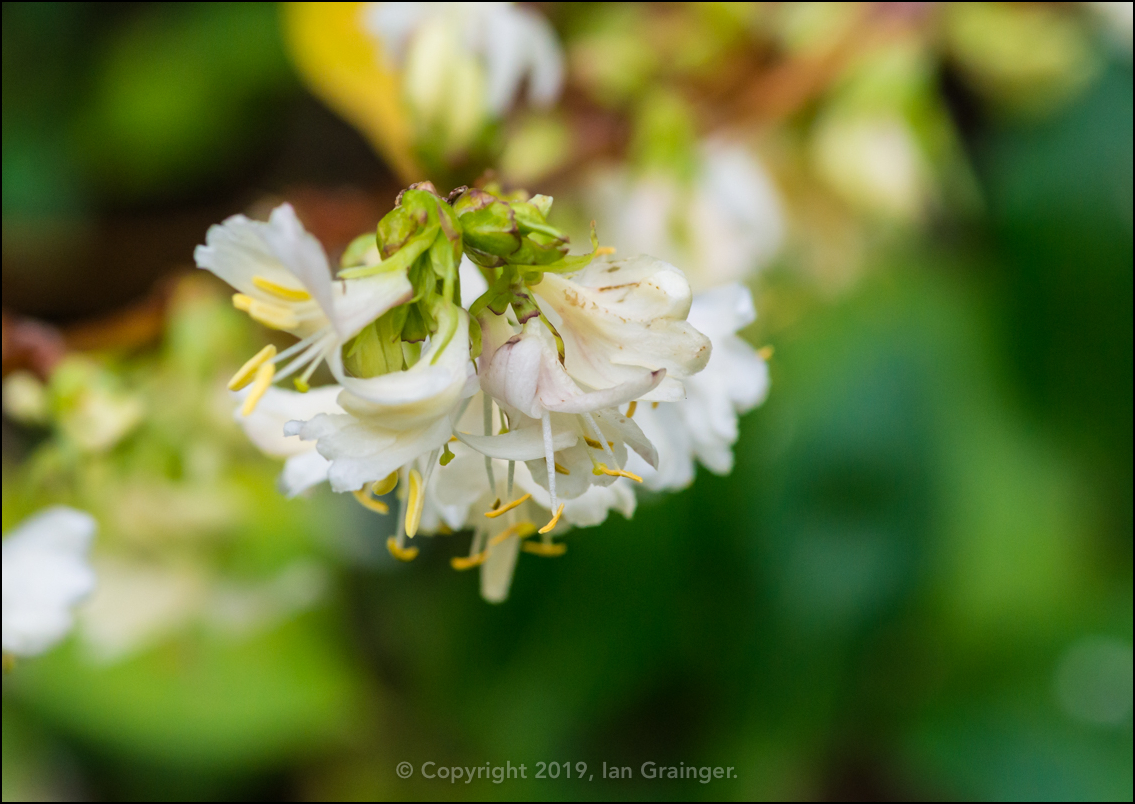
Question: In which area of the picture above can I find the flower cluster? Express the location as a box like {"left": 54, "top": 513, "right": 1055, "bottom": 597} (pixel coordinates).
{"left": 196, "top": 182, "right": 765, "bottom": 601}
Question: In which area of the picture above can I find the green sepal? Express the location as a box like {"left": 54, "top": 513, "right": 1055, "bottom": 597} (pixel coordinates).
{"left": 468, "top": 315, "right": 483, "bottom": 359}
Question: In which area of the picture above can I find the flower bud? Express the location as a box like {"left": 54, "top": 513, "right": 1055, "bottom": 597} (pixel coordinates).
{"left": 453, "top": 188, "right": 569, "bottom": 268}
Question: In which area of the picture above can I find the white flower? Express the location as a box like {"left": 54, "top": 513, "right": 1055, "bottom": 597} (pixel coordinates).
{"left": 591, "top": 141, "right": 784, "bottom": 292}
{"left": 285, "top": 305, "right": 475, "bottom": 556}
{"left": 459, "top": 311, "right": 660, "bottom": 532}
{"left": 195, "top": 203, "right": 412, "bottom": 414}
{"left": 234, "top": 384, "right": 343, "bottom": 497}
{"left": 627, "top": 284, "right": 769, "bottom": 490}
{"left": 3, "top": 507, "right": 97, "bottom": 657}
{"left": 366, "top": 2, "right": 563, "bottom": 116}
{"left": 531, "top": 255, "right": 711, "bottom": 402}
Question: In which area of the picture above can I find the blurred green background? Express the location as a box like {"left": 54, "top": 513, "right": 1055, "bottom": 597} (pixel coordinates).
{"left": 2, "top": 3, "right": 1131, "bottom": 801}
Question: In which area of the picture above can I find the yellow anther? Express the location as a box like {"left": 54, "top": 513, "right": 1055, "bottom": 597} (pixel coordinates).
{"left": 386, "top": 537, "right": 419, "bottom": 562}
{"left": 437, "top": 524, "right": 453, "bottom": 535}
{"left": 252, "top": 275, "right": 312, "bottom": 301}
{"left": 625, "top": 400, "right": 637, "bottom": 418}
{"left": 593, "top": 463, "right": 643, "bottom": 483}
{"left": 554, "top": 462, "right": 570, "bottom": 475}
{"left": 449, "top": 435, "right": 459, "bottom": 442}
{"left": 485, "top": 493, "right": 531, "bottom": 519}
{"left": 583, "top": 436, "right": 614, "bottom": 449}
{"left": 652, "top": 401, "right": 659, "bottom": 409}
{"left": 235, "top": 293, "right": 300, "bottom": 330}
{"left": 294, "top": 378, "right": 310, "bottom": 393}
{"left": 595, "top": 246, "right": 617, "bottom": 256}
{"left": 538, "top": 503, "right": 565, "bottom": 534}
{"left": 757, "top": 345, "right": 775, "bottom": 361}
{"left": 523, "top": 541, "right": 567, "bottom": 557}
{"left": 228, "top": 344, "right": 277, "bottom": 391}
{"left": 451, "top": 551, "right": 488, "bottom": 570}
{"left": 240, "top": 361, "right": 276, "bottom": 416}
{"left": 489, "top": 521, "right": 538, "bottom": 547}
{"left": 372, "top": 471, "right": 399, "bottom": 496}
{"left": 352, "top": 487, "right": 390, "bottom": 514}
{"left": 491, "top": 498, "right": 501, "bottom": 511}
{"left": 405, "top": 468, "right": 424, "bottom": 538}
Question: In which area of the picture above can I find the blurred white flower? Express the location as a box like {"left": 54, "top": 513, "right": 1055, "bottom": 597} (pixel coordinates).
{"left": 592, "top": 142, "right": 784, "bottom": 292}
{"left": 3, "top": 507, "right": 97, "bottom": 657}
{"left": 365, "top": 1, "right": 563, "bottom": 153}
{"left": 628, "top": 283, "right": 769, "bottom": 490}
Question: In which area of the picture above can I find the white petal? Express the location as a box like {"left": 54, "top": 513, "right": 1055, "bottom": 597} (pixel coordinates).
{"left": 480, "top": 530, "right": 521, "bottom": 603}
{"left": 532, "top": 256, "right": 711, "bottom": 402}
{"left": 329, "top": 271, "right": 413, "bottom": 341}
{"left": 280, "top": 451, "right": 331, "bottom": 497}
{"left": 455, "top": 420, "right": 578, "bottom": 460}
{"left": 236, "top": 385, "right": 343, "bottom": 459}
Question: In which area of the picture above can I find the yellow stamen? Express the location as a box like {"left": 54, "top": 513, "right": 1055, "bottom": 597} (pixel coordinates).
{"left": 451, "top": 551, "right": 488, "bottom": 570}
{"left": 228, "top": 344, "right": 277, "bottom": 391}
{"left": 652, "top": 401, "right": 659, "bottom": 409}
{"left": 491, "top": 497, "right": 501, "bottom": 511}
{"left": 449, "top": 435, "right": 459, "bottom": 442}
{"left": 437, "top": 524, "right": 453, "bottom": 535}
{"left": 252, "top": 275, "right": 312, "bottom": 301}
{"left": 625, "top": 400, "right": 637, "bottom": 418}
{"left": 485, "top": 493, "right": 531, "bottom": 518}
{"left": 405, "top": 468, "right": 424, "bottom": 538}
{"left": 593, "top": 463, "right": 643, "bottom": 483}
{"left": 352, "top": 487, "right": 390, "bottom": 514}
{"left": 372, "top": 471, "right": 398, "bottom": 496}
{"left": 294, "top": 378, "right": 310, "bottom": 393}
{"left": 595, "top": 246, "right": 617, "bottom": 256}
{"left": 240, "top": 361, "right": 275, "bottom": 416}
{"left": 757, "top": 345, "right": 775, "bottom": 361}
{"left": 538, "top": 503, "right": 565, "bottom": 534}
{"left": 386, "top": 537, "right": 419, "bottom": 562}
{"left": 523, "top": 541, "right": 567, "bottom": 557}
{"left": 554, "top": 462, "right": 570, "bottom": 475}
{"left": 489, "top": 521, "right": 537, "bottom": 547}
{"left": 234, "top": 293, "right": 300, "bottom": 330}
{"left": 583, "top": 436, "right": 614, "bottom": 449}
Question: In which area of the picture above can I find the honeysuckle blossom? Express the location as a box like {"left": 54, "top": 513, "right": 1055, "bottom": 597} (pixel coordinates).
{"left": 3, "top": 506, "right": 97, "bottom": 657}
{"left": 195, "top": 203, "right": 412, "bottom": 415}
{"left": 627, "top": 284, "right": 770, "bottom": 490}
{"left": 234, "top": 384, "right": 343, "bottom": 497}
{"left": 198, "top": 181, "right": 762, "bottom": 601}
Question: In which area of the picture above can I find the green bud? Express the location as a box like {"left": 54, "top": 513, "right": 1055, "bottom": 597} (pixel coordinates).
{"left": 341, "top": 232, "right": 380, "bottom": 269}
{"left": 453, "top": 188, "right": 570, "bottom": 268}
{"left": 343, "top": 305, "right": 408, "bottom": 377}
{"left": 453, "top": 188, "right": 520, "bottom": 267}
